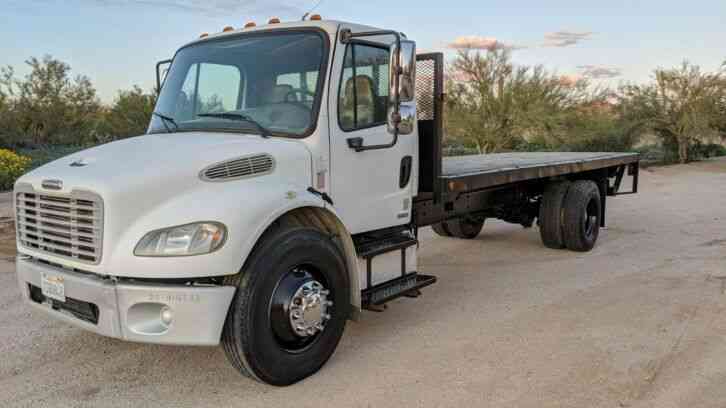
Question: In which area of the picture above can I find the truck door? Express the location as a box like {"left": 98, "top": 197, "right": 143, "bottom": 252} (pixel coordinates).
{"left": 328, "top": 31, "right": 417, "bottom": 234}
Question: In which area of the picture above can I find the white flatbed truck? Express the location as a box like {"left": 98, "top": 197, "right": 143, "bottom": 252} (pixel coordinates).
{"left": 13, "top": 18, "right": 640, "bottom": 385}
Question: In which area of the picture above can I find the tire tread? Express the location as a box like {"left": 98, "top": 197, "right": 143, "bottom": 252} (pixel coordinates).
{"left": 562, "top": 180, "right": 601, "bottom": 252}
{"left": 539, "top": 181, "right": 571, "bottom": 249}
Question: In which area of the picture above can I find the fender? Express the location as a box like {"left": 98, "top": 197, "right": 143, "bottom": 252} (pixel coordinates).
{"left": 103, "top": 181, "right": 361, "bottom": 314}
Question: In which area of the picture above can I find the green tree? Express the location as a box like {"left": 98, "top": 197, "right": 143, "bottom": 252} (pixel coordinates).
{"left": 1, "top": 55, "right": 101, "bottom": 147}
{"left": 444, "top": 49, "right": 595, "bottom": 153}
{"left": 101, "top": 86, "right": 157, "bottom": 141}
{"left": 0, "top": 66, "right": 19, "bottom": 148}
{"left": 619, "top": 61, "right": 726, "bottom": 163}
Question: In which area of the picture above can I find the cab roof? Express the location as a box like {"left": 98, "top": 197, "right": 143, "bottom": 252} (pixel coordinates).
{"left": 184, "top": 19, "right": 385, "bottom": 49}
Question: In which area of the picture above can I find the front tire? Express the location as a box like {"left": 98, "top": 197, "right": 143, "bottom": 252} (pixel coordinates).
{"left": 222, "top": 227, "right": 349, "bottom": 386}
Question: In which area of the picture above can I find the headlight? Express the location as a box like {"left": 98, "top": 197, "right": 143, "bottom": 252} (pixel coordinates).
{"left": 134, "top": 222, "right": 227, "bottom": 257}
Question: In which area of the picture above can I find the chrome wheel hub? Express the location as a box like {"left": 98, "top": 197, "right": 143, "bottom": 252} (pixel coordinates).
{"left": 289, "top": 280, "right": 332, "bottom": 337}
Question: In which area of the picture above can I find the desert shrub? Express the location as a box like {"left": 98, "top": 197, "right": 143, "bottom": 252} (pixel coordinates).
{"left": 0, "top": 149, "right": 31, "bottom": 190}
{"left": 691, "top": 142, "right": 726, "bottom": 160}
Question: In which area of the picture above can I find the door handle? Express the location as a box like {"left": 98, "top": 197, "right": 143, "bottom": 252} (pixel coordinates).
{"left": 400, "top": 156, "right": 412, "bottom": 188}
{"left": 346, "top": 133, "right": 399, "bottom": 152}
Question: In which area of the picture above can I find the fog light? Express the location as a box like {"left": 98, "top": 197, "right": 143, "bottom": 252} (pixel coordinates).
{"left": 160, "top": 306, "right": 173, "bottom": 326}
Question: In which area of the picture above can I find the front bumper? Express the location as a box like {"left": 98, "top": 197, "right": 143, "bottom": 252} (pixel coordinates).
{"left": 16, "top": 257, "right": 236, "bottom": 346}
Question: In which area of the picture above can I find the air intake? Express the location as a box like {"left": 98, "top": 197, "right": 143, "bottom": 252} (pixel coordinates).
{"left": 200, "top": 154, "right": 275, "bottom": 181}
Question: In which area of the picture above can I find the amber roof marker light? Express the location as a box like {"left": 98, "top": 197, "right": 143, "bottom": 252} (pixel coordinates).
{"left": 222, "top": 26, "right": 234, "bottom": 32}
{"left": 268, "top": 17, "right": 281, "bottom": 24}
{"left": 244, "top": 21, "right": 256, "bottom": 28}
{"left": 301, "top": 0, "right": 324, "bottom": 20}
{"left": 199, "top": 32, "right": 209, "bottom": 38}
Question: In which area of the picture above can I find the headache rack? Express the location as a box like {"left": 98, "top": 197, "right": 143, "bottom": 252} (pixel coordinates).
{"left": 15, "top": 185, "right": 104, "bottom": 264}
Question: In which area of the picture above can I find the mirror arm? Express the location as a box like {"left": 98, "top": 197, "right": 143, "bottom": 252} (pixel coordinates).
{"left": 340, "top": 29, "right": 402, "bottom": 152}
{"left": 155, "top": 59, "right": 173, "bottom": 93}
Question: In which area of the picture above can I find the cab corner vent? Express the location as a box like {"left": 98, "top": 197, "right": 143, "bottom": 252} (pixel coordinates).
{"left": 200, "top": 154, "right": 275, "bottom": 182}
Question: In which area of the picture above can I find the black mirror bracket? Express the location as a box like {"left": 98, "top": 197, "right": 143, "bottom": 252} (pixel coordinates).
{"left": 155, "top": 59, "right": 173, "bottom": 93}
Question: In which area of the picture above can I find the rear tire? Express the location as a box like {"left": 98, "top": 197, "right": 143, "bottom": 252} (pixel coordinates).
{"left": 562, "top": 180, "right": 601, "bottom": 252}
{"left": 539, "top": 181, "right": 570, "bottom": 249}
{"left": 222, "top": 227, "right": 349, "bottom": 386}
{"left": 445, "top": 218, "right": 485, "bottom": 239}
{"left": 431, "top": 222, "right": 452, "bottom": 237}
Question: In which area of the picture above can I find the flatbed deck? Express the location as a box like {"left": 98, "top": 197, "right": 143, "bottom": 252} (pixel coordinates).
{"left": 442, "top": 152, "right": 640, "bottom": 191}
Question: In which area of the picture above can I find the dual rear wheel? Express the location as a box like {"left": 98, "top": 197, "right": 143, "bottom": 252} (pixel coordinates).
{"left": 539, "top": 180, "right": 601, "bottom": 252}
{"left": 432, "top": 179, "right": 602, "bottom": 253}
{"left": 432, "top": 217, "right": 485, "bottom": 239}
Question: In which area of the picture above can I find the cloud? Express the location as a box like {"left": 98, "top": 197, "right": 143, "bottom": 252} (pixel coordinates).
{"left": 448, "top": 36, "right": 524, "bottom": 51}
{"left": 577, "top": 65, "right": 623, "bottom": 79}
{"left": 543, "top": 31, "right": 593, "bottom": 47}
{"left": 82, "top": 0, "right": 306, "bottom": 16}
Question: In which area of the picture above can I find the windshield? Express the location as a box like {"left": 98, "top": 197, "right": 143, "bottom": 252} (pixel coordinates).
{"left": 150, "top": 30, "right": 327, "bottom": 138}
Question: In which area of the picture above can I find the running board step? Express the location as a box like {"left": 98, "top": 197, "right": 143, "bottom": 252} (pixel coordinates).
{"left": 362, "top": 273, "right": 437, "bottom": 309}
{"left": 356, "top": 235, "right": 417, "bottom": 259}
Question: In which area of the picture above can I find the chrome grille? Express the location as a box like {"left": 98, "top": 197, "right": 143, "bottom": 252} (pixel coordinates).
{"left": 15, "top": 187, "right": 103, "bottom": 264}
{"left": 200, "top": 154, "right": 275, "bottom": 181}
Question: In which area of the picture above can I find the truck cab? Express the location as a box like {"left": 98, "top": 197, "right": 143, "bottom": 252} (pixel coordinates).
{"left": 14, "top": 18, "right": 639, "bottom": 386}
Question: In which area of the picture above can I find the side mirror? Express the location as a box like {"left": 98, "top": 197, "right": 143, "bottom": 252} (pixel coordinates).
{"left": 388, "top": 40, "right": 417, "bottom": 103}
{"left": 155, "top": 59, "right": 172, "bottom": 93}
{"left": 388, "top": 40, "right": 416, "bottom": 135}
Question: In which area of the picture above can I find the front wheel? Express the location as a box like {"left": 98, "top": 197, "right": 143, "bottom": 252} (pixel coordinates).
{"left": 222, "top": 227, "right": 350, "bottom": 386}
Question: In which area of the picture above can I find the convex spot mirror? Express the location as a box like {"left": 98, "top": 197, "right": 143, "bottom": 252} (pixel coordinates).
{"left": 387, "top": 104, "right": 416, "bottom": 135}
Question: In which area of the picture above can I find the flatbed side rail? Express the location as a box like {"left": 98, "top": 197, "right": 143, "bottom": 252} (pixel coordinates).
{"left": 441, "top": 153, "right": 640, "bottom": 193}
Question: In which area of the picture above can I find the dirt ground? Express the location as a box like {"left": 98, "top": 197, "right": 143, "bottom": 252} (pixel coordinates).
{"left": 1, "top": 159, "right": 725, "bottom": 408}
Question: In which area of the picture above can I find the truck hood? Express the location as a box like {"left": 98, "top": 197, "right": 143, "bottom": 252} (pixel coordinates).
{"left": 19, "top": 132, "right": 313, "bottom": 198}
{"left": 16, "top": 132, "right": 314, "bottom": 273}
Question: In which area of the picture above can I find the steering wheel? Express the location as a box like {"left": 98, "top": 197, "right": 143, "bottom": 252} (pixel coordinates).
{"left": 284, "top": 88, "right": 316, "bottom": 104}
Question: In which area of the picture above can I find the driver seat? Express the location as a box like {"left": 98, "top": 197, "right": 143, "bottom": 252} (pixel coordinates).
{"left": 267, "top": 84, "right": 296, "bottom": 104}
{"left": 340, "top": 75, "right": 376, "bottom": 128}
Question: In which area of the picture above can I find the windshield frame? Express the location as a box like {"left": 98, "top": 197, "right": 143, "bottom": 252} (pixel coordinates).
{"left": 152, "top": 27, "right": 331, "bottom": 139}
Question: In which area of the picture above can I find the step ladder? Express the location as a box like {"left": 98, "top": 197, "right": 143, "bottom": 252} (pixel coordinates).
{"left": 354, "top": 230, "right": 437, "bottom": 311}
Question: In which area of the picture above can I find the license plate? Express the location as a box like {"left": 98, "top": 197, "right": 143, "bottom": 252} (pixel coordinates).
{"left": 40, "top": 272, "right": 66, "bottom": 302}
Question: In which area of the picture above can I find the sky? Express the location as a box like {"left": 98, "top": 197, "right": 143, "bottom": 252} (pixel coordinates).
{"left": 3, "top": 0, "right": 725, "bottom": 103}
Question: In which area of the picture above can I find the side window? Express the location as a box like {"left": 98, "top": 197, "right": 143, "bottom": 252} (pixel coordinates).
{"left": 338, "top": 44, "right": 390, "bottom": 131}
{"left": 175, "top": 63, "right": 242, "bottom": 120}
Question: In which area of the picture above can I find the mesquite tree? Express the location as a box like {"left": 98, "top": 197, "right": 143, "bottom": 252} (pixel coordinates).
{"left": 619, "top": 61, "right": 726, "bottom": 163}
{"left": 444, "top": 49, "right": 595, "bottom": 154}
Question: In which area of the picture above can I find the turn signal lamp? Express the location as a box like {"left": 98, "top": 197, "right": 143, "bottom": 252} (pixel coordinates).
{"left": 244, "top": 21, "right": 256, "bottom": 28}
{"left": 199, "top": 32, "right": 209, "bottom": 38}
{"left": 268, "top": 17, "right": 281, "bottom": 24}
{"left": 223, "top": 26, "right": 234, "bottom": 32}
{"left": 310, "top": 14, "right": 322, "bottom": 21}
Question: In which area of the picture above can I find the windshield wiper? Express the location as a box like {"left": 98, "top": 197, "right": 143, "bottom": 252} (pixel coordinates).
{"left": 152, "top": 111, "right": 179, "bottom": 133}
{"left": 197, "top": 112, "right": 271, "bottom": 138}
